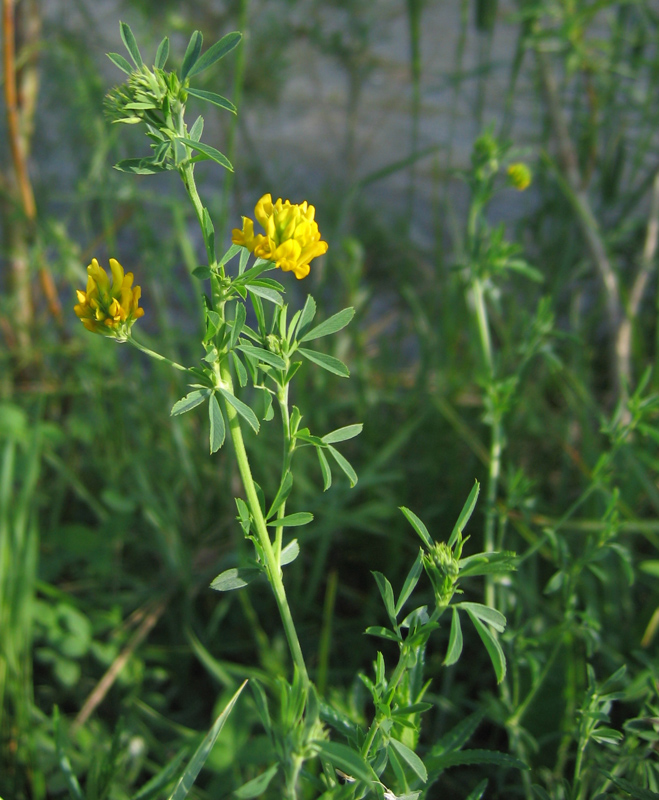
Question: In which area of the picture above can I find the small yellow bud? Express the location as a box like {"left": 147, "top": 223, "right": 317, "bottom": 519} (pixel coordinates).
{"left": 507, "top": 163, "right": 532, "bottom": 191}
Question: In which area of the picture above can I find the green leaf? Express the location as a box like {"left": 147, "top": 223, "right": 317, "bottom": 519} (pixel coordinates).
{"left": 364, "top": 625, "right": 400, "bottom": 642}
{"left": 267, "top": 512, "right": 313, "bottom": 528}
{"left": 154, "top": 37, "right": 169, "bottom": 69}
{"left": 457, "top": 602, "right": 506, "bottom": 633}
{"left": 114, "top": 157, "right": 168, "bottom": 174}
{"left": 186, "top": 87, "right": 237, "bottom": 114}
{"left": 245, "top": 284, "right": 283, "bottom": 306}
{"left": 237, "top": 345, "right": 286, "bottom": 370}
{"left": 266, "top": 472, "right": 293, "bottom": 519}
{"left": 389, "top": 738, "right": 428, "bottom": 783}
{"left": 130, "top": 748, "right": 188, "bottom": 800}
{"left": 107, "top": 52, "right": 133, "bottom": 74}
{"left": 322, "top": 423, "right": 363, "bottom": 444}
{"left": 239, "top": 246, "right": 250, "bottom": 274}
{"left": 328, "top": 445, "right": 358, "bottom": 487}
{"left": 296, "top": 295, "right": 317, "bottom": 338}
{"left": 120, "top": 22, "right": 143, "bottom": 68}
{"left": 171, "top": 390, "right": 209, "bottom": 416}
{"left": 298, "top": 348, "right": 349, "bottom": 377}
{"left": 449, "top": 480, "right": 480, "bottom": 546}
{"left": 281, "top": 539, "right": 300, "bottom": 566}
{"left": 167, "top": 682, "right": 247, "bottom": 800}
{"left": 208, "top": 394, "right": 225, "bottom": 453}
{"left": 219, "top": 243, "right": 242, "bottom": 267}
{"left": 218, "top": 388, "right": 260, "bottom": 433}
{"left": 180, "top": 30, "right": 203, "bottom": 81}
{"left": 444, "top": 606, "right": 463, "bottom": 666}
{"left": 316, "top": 446, "right": 332, "bottom": 490}
{"left": 177, "top": 138, "right": 233, "bottom": 171}
{"left": 54, "top": 708, "right": 85, "bottom": 800}
{"left": 395, "top": 552, "right": 423, "bottom": 615}
{"left": 465, "top": 780, "right": 488, "bottom": 800}
{"left": 465, "top": 612, "right": 506, "bottom": 683}
{"left": 231, "top": 352, "right": 248, "bottom": 388}
{"left": 210, "top": 567, "right": 260, "bottom": 591}
{"left": 458, "top": 551, "right": 516, "bottom": 578}
{"left": 372, "top": 571, "right": 396, "bottom": 622}
{"left": 300, "top": 307, "right": 355, "bottom": 342}
{"left": 428, "top": 710, "right": 484, "bottom": 757}
{"left": 399, "top": 506, "right": 434, "bottom": 548}
{"left": 602, "top": 775, "right": 659, "bottom": 800}
{"left": 202, "top": 208, "right": 215, "bottom": 256}
{"left": 312, "top": 740, "right": 377, "bottom": 785}
{"left": 192, "top": 266, "right": 211, "bottom": 280}
{"left": 233, "top": 764, "right": 279, "bottom": 799}
{"left": 531, "top": 787, "right": 551, "bottom": 800}
{"left": 230, "top": 303, "right": 247, "bottom": 349}
{"left": 187, "top": 32, "right": 242, "bottom": 78}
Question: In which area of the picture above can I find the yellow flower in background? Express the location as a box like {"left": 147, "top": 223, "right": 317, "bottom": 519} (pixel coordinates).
{"left": 507, "top": 163, "right": 532, "bottom": 191}
{"left": 74, "top": 258, "right": 144, "bottom": 338}
{"left": 232, "top": 193, "right": 328, "bottom": 279}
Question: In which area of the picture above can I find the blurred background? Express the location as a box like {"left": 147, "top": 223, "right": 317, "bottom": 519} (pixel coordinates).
{"left": 2, "top": 0, "right": 659, "bottom": 798}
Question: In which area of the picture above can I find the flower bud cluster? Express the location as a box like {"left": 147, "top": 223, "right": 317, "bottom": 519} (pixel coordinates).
{"left": 74, "top": 258, "right": 144, "bottom": 339}
{"left": 422, "top": 541, "right": 460, "bottom": 609}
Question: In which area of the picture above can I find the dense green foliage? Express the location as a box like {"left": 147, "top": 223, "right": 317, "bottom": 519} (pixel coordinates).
{"left": 2, "top": 1, "right": 659, "bottom": 798}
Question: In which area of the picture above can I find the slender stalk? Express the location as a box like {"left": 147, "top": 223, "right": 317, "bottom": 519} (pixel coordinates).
{"left": 126, "top": 335, "right": 188, "bottom": 372}
{"left": 219, "top": 361, "right": 309, "bottom": 686}
{"left": 180, "top": 163, "right": 217, "bottom": 270}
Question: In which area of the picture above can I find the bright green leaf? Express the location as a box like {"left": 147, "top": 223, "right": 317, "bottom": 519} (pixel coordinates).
{"left": 186, "top": 87, "right": 237, "bottom": 114}
{"left": 120, "top": 21, "right": 143, "bottom": 68}
{"left": 298, "top": 348, "right": 349, "bottom": 377}
{"left": 399, "top": 506, "right": 434, "bottom": 548}
{"left": 322, "top": 424, "right": 363, "bottom": 444}
{"left": 444, "top": 607, "right": 463, "bottom": 666}
{"left": 300, "top": 307, "right": 355, "bottom": 342}
{"left": 217, "top": 388, "right": 260, "bottom": 433}
{"left": 208, "top": 394, "right": 225, "bottom": 453}
{"left": 186, "top": 32, "right": 242, "bottom": 79}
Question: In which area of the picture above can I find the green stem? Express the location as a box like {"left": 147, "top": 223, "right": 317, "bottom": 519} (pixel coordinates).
{"left": 180, "top": 162, "right": 217, "bottom": 271}
{"left": 275, "top": 383, "right": 294, "bottom": 562}
{"left": 219, "top": 360, "right": 309, "bottom": 686}
{"left": 126, "top": 335, "right": 188, "bottom": 372}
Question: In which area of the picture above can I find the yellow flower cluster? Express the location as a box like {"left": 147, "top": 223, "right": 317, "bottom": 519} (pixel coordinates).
{"left": 507, "top": 163, "right": 532, "bottom": 191}
{"left": 74, "top": 258, "right": 144, "bottom": 338}
{"left": 232, "top": 193, "right": 328, "bottom": 279}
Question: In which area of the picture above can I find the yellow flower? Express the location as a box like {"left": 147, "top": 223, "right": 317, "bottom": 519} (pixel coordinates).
{"left": 507, "top": 163, "right": 532, "bottom": 191}
{"left": 74, "top": 258, "right": 144, "bottom": 339}
{"left": 232, "top": 193, "right": 328, "bottom": 279}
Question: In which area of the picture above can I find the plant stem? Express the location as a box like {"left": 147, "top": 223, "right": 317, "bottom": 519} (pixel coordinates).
{"left": 275, "top": 383, "right": 294, "bottom": 562}
{"left": 180, "top": 162, "right": 217, "bottom": 271}
{"left": 219, "top": 360, "right": 309, "bottom": 686}
{"left": 126, "top": 336, "right": 188, "bottom": 372}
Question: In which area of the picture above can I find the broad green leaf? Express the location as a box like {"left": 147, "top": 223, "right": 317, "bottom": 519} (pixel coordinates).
{"left": 120, "top": 21, "right": 143, "bottom": 67}
{"left": 395, "top": 552, "right": 423, "bottom": 615}
{"left": 457, "top": 602, "right": 506, "bottom": 633}
{"left": 399, "top": 506, "right": 433, "bottom": 548}
{"left": 322, "top": 423, "right": 363, "bottom": 444}
{"left": 389, "top": 738, "right": 427, "bottom": 783}
{"left": 267, "top": 512, "right": 313, "bottom": 528}
{"left": 281, "top": 539, "right": 300, "bottom": 566}
{"left": 298, "top": 348, "right": 349, "bottom": 377}
{"left": 168, "top": 682, "right": 247, "bottom": 800}
{"left": 192, "top": 266, "right": 211, "bottom": 280}
{"left": 316, "top": 446, "right": 332, "bottom": 490}
{"left": 233, "top": 764, "right": 279, "bottom": 799}
{"left": 177, "top": 138, "right": 233, "bottom": 171}
{"left": 171, "top": 390, "right": 208, "bottom": 416}
{"left": 186, "top": 32, "right": 242, "bottom": 79}
{"left": 449, "top": 480, "right": 480, "bottom": 546}
{"left": 218, "top": 388, "right": 260, "bottom": 433}
{"left": 365, "top": 625, "right": 400, "bottom": 642}
{"left": 154, "top": 37, "right": 169, "bottom": 69}
{"left": 186, "top": 87, "right": 237, "bottom": 114}
{"left": 210, "top": 567, "right": 260, "bottom": 591}
{"left": 300, "top": 307, "right": 355, "bottom": 342}
{"left": 465, "top": 612, "right": 506, "bottom": 683}
{"left": 208, "top": 394, "right": 225, "bottom": 453}
{"left": 189, "top": 115, "right": 204, "bottom": 142}
{"left": 328, "top": 445, "right": 358, "bottom": 487}
{"left": 444, "top": 606, "right": 464, "bottom": 666}
{"left": 372, "top": 571, "right": 396, "bottom": 622}
{"left": 237, "top": 344, "right": 286, "bottom": 370}
{"left": 107, "top": 52, "right": 133, "bottom": 74}
{"left": 180, "top": 30, "right": 203, "bottom": 81}
{"left": 245, "top": 284, "right": 283, "bottom": 306}
{"left": 296, "top": 295, "right": 317, "bottom": 338}
{"left": 312, "top": 740, "right": 377, "bottom": 785}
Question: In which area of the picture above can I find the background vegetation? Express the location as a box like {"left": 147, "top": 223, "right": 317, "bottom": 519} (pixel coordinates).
{"left": 2, "top": 0, "right": 659, "bottom": 798}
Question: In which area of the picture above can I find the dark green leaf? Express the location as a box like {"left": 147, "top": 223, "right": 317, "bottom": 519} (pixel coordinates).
{"left": 399, "top": 506, "right": 434, "bottom": 548}
{"left": 231, "top": 352, "right": 248, "bottom": 388}
{"left": 395, "top": 552, "right": 423, "bottom": 615}
{"left": 458, "top": 551, "right": 516, "bottom": 578}
{"left": 465, "top": 780, "right": 489, "bottom": 800}
{"left": 233, "top": 764, "right": 279, "bottom": 799}
{"left": 298, "top": 348, "right": 349, "bottom": 377}
{"left": 267, "top": 512, "right": 313, "bottom": 528}
{"left": 312, "top": 741, "right": 377, "bottom": 785}
{"left": 328, "top": 445, "right": 358, "bottom": 487}
{"left": 180, "top": 30, "right": 203, "bottom": 81}
{"left": 171, "top": 390, "right": 209, "bottom": 416}
{"left": 322, "top": 423, "right": 363, "bottom": 444}
{"left": 389, "top": 738, "right": 427, "bottom": 783}
{"left": 449, "top": 480, "right": 480, "bottom": 546}
{"left": 177, "top": 137, "right": 233, "bottom": 171}
{"left": 192, "top": 266, "right": 211, "bottom": 280}
{"left": 186, "top": 87, "right": 237, "bottom": 114}
{"left": 365, "top": 626, "right": 400, "bottom": 642}
{"left": 154, "top": 37, "right": 169, "bottom": 69}
{"left": 444, "top": 606, "right": 463, "bottom": 666}
{"left": 107, "top": 52, "right": 133, "bottom": 74}
{"left": 209, "top": 394, "right": 225, "bottom": 453}
{"left": 210, "top": 567, "right": 260, "bottom": 591}
{"left": 218, "top": 388, "right": 260, "bottom": 433}
{"left": 466, "top": 612, "right": 506, "bottom": 683}
{"left": 130, "top": 748, "right": 188, "bottom": 800}
{"left": 457, "top": 602, "right": 506, "bottom": 633}
{"left": 120, "top": 22, "right": 143, "bottom": 68}
{"left": 186, "top": 32, "right": 242, "bottom": 78}
{"left": 602, "top": 774, "right": 659, "bottom": 799}
{"left": 300, "top": 307, "right": 355, "bottom": 342}
{"left": 372, "top": 571, "right": 396, "bottom": 622}
{"left": 167, "top": 682, "right": 247, "bottom": 800}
